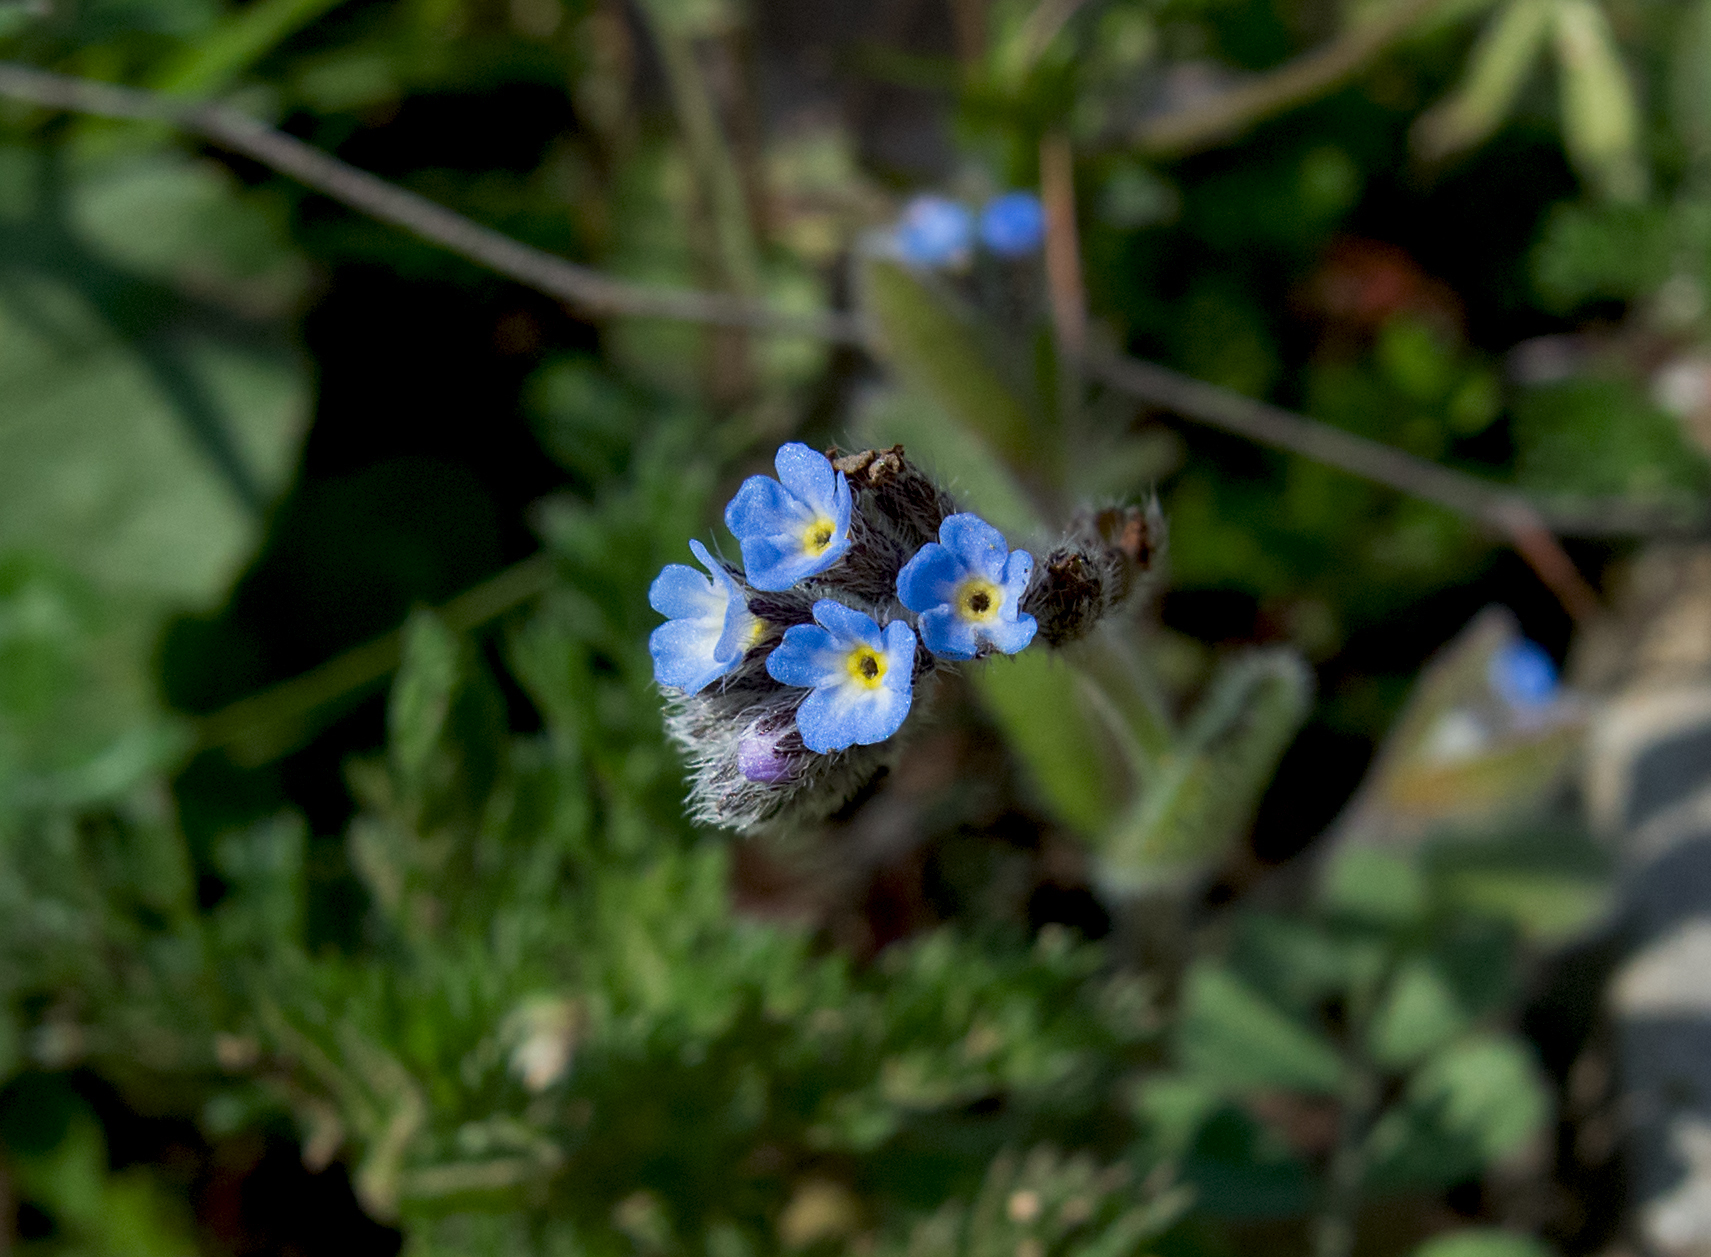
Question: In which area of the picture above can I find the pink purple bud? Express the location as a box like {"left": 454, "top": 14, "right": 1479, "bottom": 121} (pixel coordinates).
{"left": 738, "top": 732, "right": 793, "bottom": 783}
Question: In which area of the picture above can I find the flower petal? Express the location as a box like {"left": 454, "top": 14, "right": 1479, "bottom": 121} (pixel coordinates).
{"left": 774, "top": 442, "right": 839, "bottom": 517}
{"left": 880, "top": 620, "right": 919, "bottom": 687}
{"left": 766, "top": 623, "right": 840, "bottom": 689}
{"left": 650, "top": 617, "right": 730, "bottom": 693}
{"left": 919, "top": 605, "right": 980, "bottom": 660}
{"left": 939, "top": 513, "right": 1011, "bottom": 579}
{"left": 649, "top": 563, "right": 719, "bottom": 620}
{"left": 979, "top": 612, "right": 1037, "bottom": 656}
{"left": 749, "top": 539, "right": 851, "bottom": 592}
{"left": 831, "top": 467, "right": 853, "bottom": 535}
{"left": 725, "top": 472, "right": 812, "bottom": 540}
{"left": 796, "top": 680, "right": 911, "bottom": 752}
{"left": 1000, "top": 547, "right": 1034, "bottom": 597}
{"left": 896, "top": 542, "right": 964, "bottom": 613}
{"left": 811, "top": 598, "right": 883, "bottom": 648}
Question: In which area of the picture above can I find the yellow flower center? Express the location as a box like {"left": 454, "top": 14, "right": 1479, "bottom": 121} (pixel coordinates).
{"left": 846, "top": 645, "right": 886, "bottom": 690}
{"left": 801, "top": 516, "right": 837, "bottom": 557}
{"left": 741, "top": 615, "right": 766, "bottom": 651}
{"left": 958, "top": 579, "right": 1001, "bottom": 623}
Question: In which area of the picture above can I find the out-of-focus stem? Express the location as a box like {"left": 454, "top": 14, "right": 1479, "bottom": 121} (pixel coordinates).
{"left": 1040, "top": 131, "right": 1086, "bottom": 361}
{"left": 634, "top": 5, "right": 764, "bottom": 404}
{"left": 1312, "top": 1069, "right": 1378, "bottom": 1257}
{"left": 949, "top": 0, "right": 989, "bottom": 70}
{"left": 1041, "top": 130, "right": 1086, "bottom": 432}
{"left": 637, "top": 7, "right": 761, "bottom": 299}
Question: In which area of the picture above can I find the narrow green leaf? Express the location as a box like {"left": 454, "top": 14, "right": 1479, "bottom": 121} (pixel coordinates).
{"left": 1672, "top": 0, "right": 1711, "bottom": 175}
{"left": 1178, "top": 962, "right": 1346, "bottom": 1095}
{"left": 1554, "top": 0, "right": 1648, "bottom": 202}
{"left": 969, "top": 650, "right": 1125, "bottom": 836}
{"left": 1368, "top": 959, "right": 1469, "bottom": 1069}
{"left": 1414, "top": 0, "right": 1553, "bottom": 158}
{"left": 1097, "top": 648, "right": 1311, "bottom": 891}
{"left": 153, "top": 0, "right": 353, "bottom": 97}
{"left": 859, "top": 257, "right": 1051, "bottom": 487}
{"left": 1413, "top": 1230, "right": 1553, "bottom": 1257}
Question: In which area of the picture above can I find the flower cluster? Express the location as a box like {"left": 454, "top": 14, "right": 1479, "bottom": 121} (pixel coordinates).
{"left": 647, "top": 443, "right": 1160, "bottom": 832}
{"left": 894, "top": 191, "right": 1047, "bottom": 270}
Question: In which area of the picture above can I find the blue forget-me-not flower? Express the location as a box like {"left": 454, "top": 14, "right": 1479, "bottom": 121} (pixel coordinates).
{"left": 648, "top": 539, "right": 763, "bottom": 694}
{"left": 898, "top": 513, "right": 1037, "bottom": 660}
{"left": 1489, "top": 638, "right": 1558, "bottom": 711}
{"left": 979, "top": 191, "right": 1046, "bottom": 257}
{"left": 895, "top": 194, "right": 974, "bottom": 269}
{"left": 652, "top": 441, "right": 1156, "bottom": 833}
{"left": 765, "top": 600, "right": 917, "bottom": 753}
{"left": 725, "top": 442, "right": 853, "bottom": 592}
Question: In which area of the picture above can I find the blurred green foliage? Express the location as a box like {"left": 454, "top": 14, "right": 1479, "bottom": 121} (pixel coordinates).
{"left": 0, "top": 0, "right": 1693, "bottom": 1251}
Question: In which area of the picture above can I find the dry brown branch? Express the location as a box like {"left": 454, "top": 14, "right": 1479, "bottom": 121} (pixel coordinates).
{"left": 0, "top": 61, "right": 1698, "bottom": 579}
{"left": 1087, "top": 355, "right": 1610, "bottom": 619}
{"left": 0, "top": 63, "right": 867, "bottom": 343}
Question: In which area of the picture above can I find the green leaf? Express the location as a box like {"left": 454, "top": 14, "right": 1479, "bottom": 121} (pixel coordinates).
{"left": 390, "top": 611, "right": 465, "bottom": 790}
{"left": 1531, "top": 201, "right": 1678, "bottom": 310}
{"left": 1414, "top": 0, "right": 1553, "bottom": 159}
{"left": 1177, "top": 962, "right": 1345, "bottom": 1095}
{"left": 1553, "top": 0, "right": 1648, "bottom": 202}
{"left": 1098, "top": 649, "right": 1311, "bottom": 891}
{"left": 1513, "top": 377, "right": 1709, "bottom": 498}
{"left": 0, "top": 147, "right": 308, "bottom": 608}
{"left": 1131, "top": 1073, "right": 1223, "bottom": 1157}
{"left": 1368, "top": 959, "right": 1469, "bottom": 1069}
{"left": 1405, "top": 1034, "right": 1550, "bottom": 1161}
{"left": 970, "top": 650, "right": 1125, "bottom": 836}
{"left": 1439, "top": 869, "right": 1609, "bottom": 943}
{"left": 1413, "top": 1230, "right": 1554, "bottom": 1257}
{"left": 1320, "top": 848, "right": 1429, "bottom": 926}
{"left": 152, "top": 0, "right": 352, "bottom": 97}
{"left": 859, "top": 257, "right": 1051, "bottom": 491}
{"left": 1672, "top": 0, "right": 1711, "bottom": 173}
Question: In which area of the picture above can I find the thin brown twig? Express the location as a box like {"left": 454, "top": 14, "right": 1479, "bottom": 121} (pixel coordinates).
{"left": 0, "top": 63, "right": 1698, "bottom": 573}
{"left": 1132, "top": 0, "right": 1450, "bottom": 158}
{"left": 1040, "top": 131, "right": 1087, "bottom": 361}
{"left": 0, "top": 63, "right": 867, "bottom": 344}
{"left": 1086, "top": 355, "right": 1611, "bottom": 620}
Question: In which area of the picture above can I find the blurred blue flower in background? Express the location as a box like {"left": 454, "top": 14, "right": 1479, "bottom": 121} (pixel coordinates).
{"left": 897, "top": 513, "right": 1036, "bottom": 659}
{"left": 1488, "top": 638, "right": 1559, "bottom": 710}
{"left": 649, "top": 539, "right": 763, "bottom": 694}
{"left": 895, "top": 194, "right": 974, "bottom": 269}
{"left": 725, "top": 442, "right": 852, "bottom": 591}
{"left": 978, "top": 191, "right": 1046, "bottom": 257}
{"left": 765, "top": 600, "right": 917, "bottom": 752}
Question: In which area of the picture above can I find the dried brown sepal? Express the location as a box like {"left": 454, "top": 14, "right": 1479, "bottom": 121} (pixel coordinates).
{"left": 1022, "top": 501, "right": 1166, "bottom": 647}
